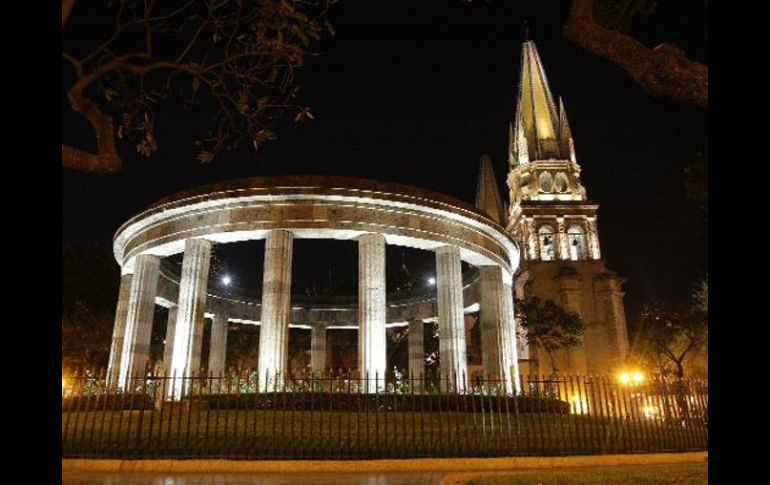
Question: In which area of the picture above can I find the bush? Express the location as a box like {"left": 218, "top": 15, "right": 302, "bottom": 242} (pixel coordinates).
{"left": 62, "top": 393, "right": 154, "bottom": 411}
{"left": 197, "top": 392, "right": 570, "bottom": 414}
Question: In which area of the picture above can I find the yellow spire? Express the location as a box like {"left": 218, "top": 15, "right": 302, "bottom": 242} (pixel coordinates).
{"left": 559, "top": 97, "right": 577, "bottom": 164}
{"left": 475, "top": 154, "right": 506, "bottom": 225}
{"left": 512, "top": 41, "right": 572, "bottom": 164}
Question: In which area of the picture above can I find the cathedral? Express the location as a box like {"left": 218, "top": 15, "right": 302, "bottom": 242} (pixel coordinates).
{"left": 476, "top": 40, "right": 630, "bottom": 376}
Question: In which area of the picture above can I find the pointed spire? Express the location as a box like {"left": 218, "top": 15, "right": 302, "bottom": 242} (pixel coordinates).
{"left": 558, "top": 97, "right": 577, "bottom": 163}
{"left": 511, "top": 41, "right": 571, "bottom": 163}
{"left": 476, "top": 154, "right": 506, "bottom": 225}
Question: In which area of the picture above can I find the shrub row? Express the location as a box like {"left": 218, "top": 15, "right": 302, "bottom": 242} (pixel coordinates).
{"left": 198, "top": 392, "right": 570, "bottom": 414}
{"left": 62, "top": 393, "right": 154, "bottom": 411}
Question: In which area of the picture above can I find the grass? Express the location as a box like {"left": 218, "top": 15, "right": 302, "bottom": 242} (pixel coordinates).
{"left": 62, "top": 409, "right": 706, "bottom": 459}
{"left": 465, "top": 463, "right": 708, "bottom": 485}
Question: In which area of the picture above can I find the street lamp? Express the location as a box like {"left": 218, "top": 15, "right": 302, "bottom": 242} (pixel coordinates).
{"left": 617, "top": 370, "right": 645, "bottom": 386}
{"left": 221, "top": 275, "right": 232, "bottom": 286}
{"left": 427, "top": 277, "right": 436, "bottom": 286}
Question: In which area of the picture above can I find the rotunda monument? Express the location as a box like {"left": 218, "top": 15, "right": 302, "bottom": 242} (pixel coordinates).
{"left": 106, "top": 176, "right": 522, "bottom": 398}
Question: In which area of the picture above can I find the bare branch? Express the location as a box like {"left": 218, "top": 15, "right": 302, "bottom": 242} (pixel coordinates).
{"left": 63, "top": 0, "right": 332, "bottom": 173}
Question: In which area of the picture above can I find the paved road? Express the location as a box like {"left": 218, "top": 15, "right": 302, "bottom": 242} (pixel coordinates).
{"left": 62, "top": 472, "right": 445, "bottom": 485}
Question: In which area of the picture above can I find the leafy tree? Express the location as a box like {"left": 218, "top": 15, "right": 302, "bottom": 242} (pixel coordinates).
{"left": 635, "top": 302, "right": 707, "bottom": 378}
{"left": 514, "top": 297, "right": 587, "bottom": 374}
{"left": 692, "top": 278, "right": 707, "bottom": 314}
{"left": 62, "top": 0, "right": 333, "bottom": 173}
{"left": 62, "top": 246, "right": 120, "bottom": 371}
{"left": 225, "top": 323, "right": 260, "bottom": 372}
{"left": 564, "top": 0, "right": 707, "bottom": 107}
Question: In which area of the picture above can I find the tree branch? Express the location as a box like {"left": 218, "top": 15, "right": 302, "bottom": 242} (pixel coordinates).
{"left": 62, "top": 0, "right": 76, "bottom": 29}
{"left": 564, "top": 0, "right": 707, "bottom": 108}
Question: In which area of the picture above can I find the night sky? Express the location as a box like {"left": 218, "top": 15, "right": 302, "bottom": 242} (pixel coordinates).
{"left": 62, "top": 0, "right": 708, "bottom": 319}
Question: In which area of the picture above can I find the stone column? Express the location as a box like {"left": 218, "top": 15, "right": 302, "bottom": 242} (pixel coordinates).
{"left": 168, "top": 238, "right": 212, "bottom": 398}
{"left": 586, "top": 217, "right": 601, "bottom": 260}
{"left": 311, "top": 325, "right": 327, "bottom": 373}
{"left": 479, "top": 266, "right": 505, "bottom": 382}
{"left": 556, "top": 217, "right": 569, "bottom": 260}
{"left": 106, "top": 273, "right": 133, "bottom": 389}
{"left": 501, "top": 282, "right": 521, "bottom": 393}
{"left": 118, "top": 254, "right": 160, "bottom": 390}
{"left": 161, "top": 306, "right": 178, "bottom": 375}
{"left": 526, "top": 218, "right": 538, "bottom": 260}
{"left": 208, "top": 315, "right": 229, "bottom": 390}
{"left": 407, "top": 318, "right": 425, "bottom": 392}
{"left": 479, "top": 266, "right": 520, "bottom": 394}
{"left": 257, "top": 230, "right": 294, "bottom": 391}
{"left": 358, "top": 233, "right": 387, "bottom": 392}
{"left": 435, "top": 245, "right": 468, "bottom": 391}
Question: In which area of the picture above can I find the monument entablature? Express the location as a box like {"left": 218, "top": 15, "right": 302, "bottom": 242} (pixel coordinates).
{"left": 114, "top": 175, "right": 518, "bottom": 282}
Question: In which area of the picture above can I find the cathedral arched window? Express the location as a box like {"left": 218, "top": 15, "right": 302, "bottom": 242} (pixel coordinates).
{"left": 539, "top": 172, "right": 553, "bottom": 193}
{"left": 554, "top": 172, "right": 569, "bottom": 193}
{"left": 567, "top": 225, "right": 586, "bottom": 260}
{"left": 538, "top": 225, "right": 556, "bottom": 261}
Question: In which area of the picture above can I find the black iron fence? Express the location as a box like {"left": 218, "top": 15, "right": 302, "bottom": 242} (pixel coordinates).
{"left": 61, "top": 369, "right": 707, "bottom": 459}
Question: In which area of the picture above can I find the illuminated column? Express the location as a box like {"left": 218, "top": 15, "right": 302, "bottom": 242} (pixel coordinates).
{"left": 557, "top": 217, "right": 569, "bottom": 260}
{"left": 501, "top": 281, "right": 521, "bottom": 393}
{"left": 479, "top": 266, "right": 504, "bottom": 381}
{"left": 118, "top": 254, "right": 160, "bottom": 389}
{"left": 106, "top": 273, "right": 132, "bottom": 389}
{"left": 208, "top": 315, "right": 229, "bottom": 389}
{"left": 586, "top": 217, "right": 601, "bottom": 259}
{"left": 479, "top": 266, "right": 520, "bottom": 394}
{"left": 358, "top": 233, "right": 387, "bottom": 392}
{"left": 407, "top": 318, "right": 425, "bottom": 392}
{"left": 526, "top": 218, "right": 537, "bottom": 260}
{"left": 257, "top": 230, "right": 293, "bottom": 391}
{"left": 311, "top": 325, "right": 327, "bottom": 373}
{"left": 168, "top": 238, "right": 212, "bottom": 398}
{"left": 435, "top": 245, "right": 468, "bottom": 391}
{"left": 161, "top": 306, "right": 178, "bottom": 375}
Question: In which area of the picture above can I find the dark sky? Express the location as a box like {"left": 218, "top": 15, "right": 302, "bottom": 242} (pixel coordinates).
{"left": 62, "top": 0, "right": 708, "bottom": 318}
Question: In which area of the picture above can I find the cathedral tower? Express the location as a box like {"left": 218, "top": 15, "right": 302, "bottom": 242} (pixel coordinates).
{"left": 504, "top": 41, "right": 630, "bottom": 374}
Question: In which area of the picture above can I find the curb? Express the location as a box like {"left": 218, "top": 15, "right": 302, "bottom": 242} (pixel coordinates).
{"left": 62, "top": 452, "right": 707, "bottom": 474}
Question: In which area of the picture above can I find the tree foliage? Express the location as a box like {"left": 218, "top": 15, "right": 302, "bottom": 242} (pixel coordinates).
{"left": 635, "top": 302, "right": 707, "bottom": 378}
{"left": 62, "top": 0, "right": 333, "bottom": 174}
{"left": 62, "top": 246, "right": 120, "bottom": 371}
{"left": 515, "top": 297, "right": 587, "bottom": 373}
{"left": 225, "top": 323, "right": 260, "bottom": 372}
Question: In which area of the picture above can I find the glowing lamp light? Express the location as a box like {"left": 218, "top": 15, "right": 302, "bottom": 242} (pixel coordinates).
{"left": 618, "top": 370, "right": 645, "bottom": 386}
{"left": 62, "top": 377, "right": 66, "bottom": 390}
{"left": 642, "top": 405, "right": 659, "bottom": 419}
{"left": 427, "top": 277, "right": 436, "bottom": 286}
{"left": 221, "top": 275, "right": 232, "bottom": 286}
{"left": 570, "top": 394, "right": 588, "bottom": 415}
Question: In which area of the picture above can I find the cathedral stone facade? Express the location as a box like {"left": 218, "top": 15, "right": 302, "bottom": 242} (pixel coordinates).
{"left": 476, "top": 40, "right": 630, "bottom": 375}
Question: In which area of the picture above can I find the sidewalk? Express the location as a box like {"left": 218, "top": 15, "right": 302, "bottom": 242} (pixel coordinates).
{"left": 63, "top": 451, "right": 707, "bottom": 474}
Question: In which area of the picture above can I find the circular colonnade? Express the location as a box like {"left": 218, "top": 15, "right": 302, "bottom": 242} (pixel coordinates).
{"left": 106, "top": 176, "right": 521, "bottom": 397}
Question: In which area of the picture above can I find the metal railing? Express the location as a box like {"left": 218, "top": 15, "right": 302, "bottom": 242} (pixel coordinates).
{"left": 61, "top": 369, "right": 707, "bottom": 459}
